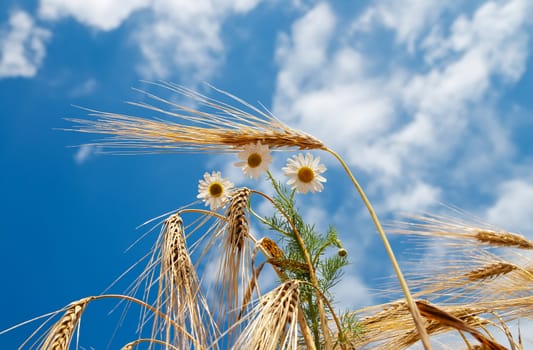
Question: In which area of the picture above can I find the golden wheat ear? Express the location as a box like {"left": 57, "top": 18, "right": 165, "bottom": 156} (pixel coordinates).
{"left": 385, "top": 210, "right": 533, "bottom": 305}
{"left": 474, "top": 231, "right": 533, "bottom": 249}
{"left": 464, "top": 261, "right": 518, "bottom": 282}
{"left": 233, "top": 280, "right": 301, "bottom": 350}
{"left": 209, "top": 188, "right": 254, "bottom": 331}
{"left": 66, "top": 82, "right": 325, "bottom": 154}
{"left": 392, "top": 212, "right": 533, "bottom": 249}
{"left": 399, "top": 250, "right": 529, "bottom": 303}
{"left": 259, "top": 237, "right": 285, "bottom": 260}
{"left": 40, "top": 297, "right": 91, "bottom": 350}
{"left": 152, "top": 212, "right": 216, "bottom": 349}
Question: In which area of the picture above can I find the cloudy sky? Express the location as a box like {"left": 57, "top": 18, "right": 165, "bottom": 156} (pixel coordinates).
{"left": 1, "top": 0, "right": 532, "bottom": 348}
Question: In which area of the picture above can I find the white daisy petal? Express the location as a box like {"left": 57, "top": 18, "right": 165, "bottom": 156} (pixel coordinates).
{"left": 234, "top": 141, "right": 272, "bottom": 179}
{"left": 282, "top": 153, "right": 327, "bottom": 194}
{"left": 197, "top": 171, "right": 234, "bottom": 210}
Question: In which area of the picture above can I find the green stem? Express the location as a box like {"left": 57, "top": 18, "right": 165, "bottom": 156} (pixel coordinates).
{"left": 259, "top": 172, "right": 333, "bottom": 348}
{"left": 248, "top": 205, "right": 291, "bottom": 236}
{"left": 325, "top": 147, "right": 431, "bottom": 350}
{"left": 300, "top": 281, "right": 347, "bottom": 350}
{"left": 254, "top": 242, "right": 317, "bottom": 350}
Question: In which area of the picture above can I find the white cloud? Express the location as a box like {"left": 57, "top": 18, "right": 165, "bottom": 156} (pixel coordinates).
{"left": 275, "top": 2, "right": 336, "bottom": 100}
{"left": 485, "top": 178, "right": 533, "bottom": 236}
{"left": 30, "top": 0, "right": 262, "bottom": 83}
{"left": 406, "top": 0, "right": 532, "bottom": 114}
{"left": 133, "top": 0, "right": 261, "bottom": 82}
{"left": 32, "top": 0, "right": 262, "bottom": 84}
{"left": 352, "top": 0, "right": 455, "bottom": 52}
{"left": 273, "top": 0, "right": 532, "bottom": 214}
{"left": 381, "top": 181, "right": 441, "bottom": 213}
{"left": 0, "top": 10, "right": 51, "bottom": 78}
{"left": 38, "top": 0, "right": 150, "bottom": 31}
{"left": 331, "top": 274, "right": 373, "bottom": 309}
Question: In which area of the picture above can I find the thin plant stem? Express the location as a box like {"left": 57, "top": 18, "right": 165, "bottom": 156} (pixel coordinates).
{"left": 300, "top": 281, "right": 347, "bottom": 350}
{"left": 325, "top": 147, "right": 432, "bottom": 350}
{"left": 297, "top": 305, "right": 318, "bottom": 350}
{"left": 178, "top": 208, "right": 227, "bottom": 221}
{"left": 91, "top": 295, "right": 197, "bottom": 342}
{"left": 251, "top": 186, "right": 333, "bottom": 349}
{"left": 249, "top": 206, "right": 292, "bottom": 236}
{"left": 32, "top": 294, "right": 201, "bottom": 349}
{"left": 121, "top": 338, "right": 181, "bottom": 350}
{"left": 247, "top": 231, "right": 317, "bottom": 350}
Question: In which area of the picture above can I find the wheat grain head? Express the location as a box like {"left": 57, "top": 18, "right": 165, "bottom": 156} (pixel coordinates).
{"left": 40, "top": 297, "right": 91, "bottom": 350}
{"left": 465, "top": 262, "right": 518, "bottom": 282}
{"left": 233, "top": 280, "right": 301, "bottom": 350}
{"left": 67, "top": 82, "right": 325, "bottom": 154}
{"left": 392, "top": 212, "right": 533, "bottom": 250}
{"left": 163, "top": 213, "right": 215, "bottom": 349}
{"left": 134, "top": 212, "right": 215, "bottom": 350}
{"left": 214, "top": 188, "right": 252, "bottom": 326}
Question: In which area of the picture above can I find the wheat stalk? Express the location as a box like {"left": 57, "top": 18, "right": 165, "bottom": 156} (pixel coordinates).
{"left": 352, "top": 293, "right": 532, "bottom": 350}
{"left": 326, "top": 149, "right": 431, "bottom": 348}
{"left": 120, "top": 338, "right": 180, "bottom": 350}
{"left": 385, "top": 216, "right": 533, "bottom": 305}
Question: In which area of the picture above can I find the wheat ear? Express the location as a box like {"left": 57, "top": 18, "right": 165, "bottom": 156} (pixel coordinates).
{"left": 474, "top": 230, "right": 533, "bottom": 249}
{"left": 40, "top": 297, "right": 91, "bottom": 350}
{"left": 393, "top": 213, "right": 533, "bottom": 249}
{"left": 465, "top": 262, "right": 518, "bottom": 282}
{"left": 67, "top": 82, "right": 325, "bottom": 153}
{"left": 260, "top": 237, "right": 284, "bottom": 259}
{"left": 157, "top": 213, "right": 213, "bottom": 349}
{"left": 212, "top": 188, "right": 252, "bottom": 327}
{"left": 233, "top": 280, "right": 300, "bottom": 350}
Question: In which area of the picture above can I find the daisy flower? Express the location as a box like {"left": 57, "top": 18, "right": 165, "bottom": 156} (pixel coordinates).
{"left": 282, "top": 153, "right": 327, "bottom": 194}
{"left": 234, "top": 141, "right": 273, "bottom": 179}
{"left": 197, "top": 171, "right": 234, "bottom": 210}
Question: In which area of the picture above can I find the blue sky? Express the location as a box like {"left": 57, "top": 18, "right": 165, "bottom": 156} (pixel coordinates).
{"left": 1, "top": 0, "right": 532, "bottom": 348}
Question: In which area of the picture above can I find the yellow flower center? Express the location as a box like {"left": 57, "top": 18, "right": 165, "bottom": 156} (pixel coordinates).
{"left": 297, "top": 167, "right": 315, "bottom": 183}
{"left": 247, "top": 153, "right": 262, "bottom": 168}
{"left": 208, "top": 182, "right": 223, "bottom": 197}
